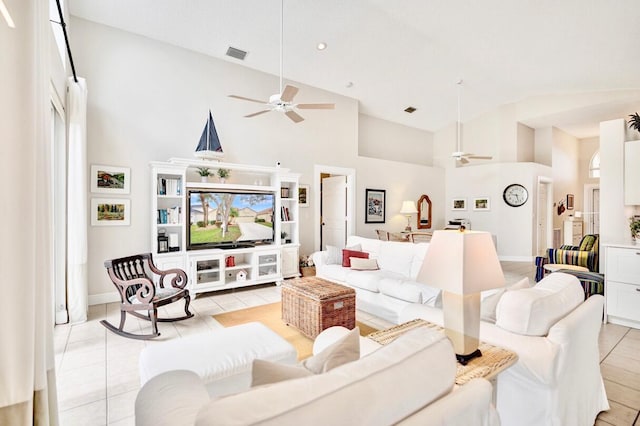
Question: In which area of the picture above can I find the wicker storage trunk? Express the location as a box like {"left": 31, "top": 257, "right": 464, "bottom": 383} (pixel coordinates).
{"left": 281, "top": 277, "right": 356, "bottom": 339}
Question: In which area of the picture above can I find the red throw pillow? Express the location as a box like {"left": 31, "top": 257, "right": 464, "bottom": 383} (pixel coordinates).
{"left": 342, "top": 249, "right": 369, "bottom": 267}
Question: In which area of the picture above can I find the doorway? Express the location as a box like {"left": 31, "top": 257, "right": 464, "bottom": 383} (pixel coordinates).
{"left": 536, "top": 177, "right": 553, "bottom": 256}
{"left": 313, "top": 165, "right": 356, "bottom": 251}
{"left": 583, "top": 184, "right": 600, "bottom": 235}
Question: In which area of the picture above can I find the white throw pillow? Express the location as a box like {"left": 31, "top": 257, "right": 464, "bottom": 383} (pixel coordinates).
{"left": 350, "top": 258, "right": 379, "bottom": 271}
{"left": 495, "top": 272, "right": 584, "bottom": 336}
{"left": 326, "top": 244, "right": 362, "bottom": 265}
{"left": 480, "top": 277, "right": 530, "bottom": 323}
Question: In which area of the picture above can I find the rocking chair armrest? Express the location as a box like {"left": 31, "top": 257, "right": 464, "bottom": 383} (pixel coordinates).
{"left": 156, "top": 268, "right": 189, "bottom": 290}
{"left": 110, "top": 276, "right": 156, "bottom": 305}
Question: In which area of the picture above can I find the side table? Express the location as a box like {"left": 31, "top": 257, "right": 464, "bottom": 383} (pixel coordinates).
{"left": 367, "top": 319, "right": 518, "bottom": 386}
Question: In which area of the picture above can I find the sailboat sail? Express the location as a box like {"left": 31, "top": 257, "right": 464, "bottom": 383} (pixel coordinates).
{"left": 195, "top": 110, "right": 224, "bottom": 160}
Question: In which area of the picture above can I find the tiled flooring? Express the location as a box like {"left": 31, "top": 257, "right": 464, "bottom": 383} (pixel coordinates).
{"left": 53, "top": 262, "right": 640, "bottom": 425}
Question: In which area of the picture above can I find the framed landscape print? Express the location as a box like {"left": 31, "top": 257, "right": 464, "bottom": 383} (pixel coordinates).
{"left": 365, "top": 188, "right": 386, "bottom": 223}
{"left": 452, "top": 198, "right": 466, "bottom": 211}
{"left": 473, "top": 197, "right": 490, "bottom": 211}
{"left": 566, "top": 194, "right": 574, "bottom": 210}
{"left": 298, "top": 184, "right": 310, "bottom": 207}
{"left": 91, "top": 198, "right": 131, "bottom": 226}
{"left": 91, "top": 164, "right": 130, "bottom": 194}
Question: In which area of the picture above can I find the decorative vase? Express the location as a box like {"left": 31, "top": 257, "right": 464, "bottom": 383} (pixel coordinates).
{"left": 201, "top": 176, "right": 208, "bottom": 183}
{"left": 220, "top": 178, "right": 226, "bottom": 184}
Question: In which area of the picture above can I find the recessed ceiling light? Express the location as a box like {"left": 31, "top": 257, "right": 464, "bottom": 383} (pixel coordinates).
{"left": 316, "top": 42, "right": 327, "bottom": 50}
{"left": 404, "top": 106, "right": 417, "bottom": 113}
{"left": 346, "top": 82, "right": 354, "bottom": 88}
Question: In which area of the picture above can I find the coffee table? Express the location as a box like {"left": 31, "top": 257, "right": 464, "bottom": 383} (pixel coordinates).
{"left": 367, "top": 319, "right": 517, "bottom": 386}
{"left": 281, "top": 277, "right": 356, "bottom": 339}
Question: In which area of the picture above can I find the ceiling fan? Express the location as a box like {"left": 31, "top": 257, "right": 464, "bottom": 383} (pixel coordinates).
{"left": 452, "top": 80, "right": 492, "bottom": 164}
{"left": 228, "top": 0, "right": 335, "bottom": 123}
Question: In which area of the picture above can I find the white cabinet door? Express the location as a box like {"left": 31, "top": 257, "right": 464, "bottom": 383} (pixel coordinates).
{"left": 281, "top": 246, "right": 299, "bottom": 278}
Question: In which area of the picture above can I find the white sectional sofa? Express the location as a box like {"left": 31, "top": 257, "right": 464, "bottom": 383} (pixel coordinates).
{"left": 400, "top": 272, "right": 609, "bottom": 426}
{"left": 312, "top": 235, "right": 440, "bottom": 323}
{"left": 135, "top": 325, "right": 500, "bottom": 426}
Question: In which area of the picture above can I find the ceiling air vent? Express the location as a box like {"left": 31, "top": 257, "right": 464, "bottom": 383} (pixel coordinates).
{"left": 226, "top": 46, "right": 247, "bottom": 61}
{"left": 404, "top": 106, "right": 417, "bottom": 113}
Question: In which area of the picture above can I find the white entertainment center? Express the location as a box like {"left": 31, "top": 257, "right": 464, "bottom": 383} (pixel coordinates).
{"left": 150, "top": 158, "right": 300, "bottom": 296}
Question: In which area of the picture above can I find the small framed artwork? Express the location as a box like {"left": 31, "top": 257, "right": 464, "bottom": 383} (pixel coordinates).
{"left": 91, "top": 164, "right": 130, "bottom": 194}
{"left": 298, "top": 184, "right": 310, "bottom": 207}
{"left": 566, "top": 194, "right": 574, "bottom": 210}
{"left": 91, "top": 198, "right": 131, "bottom": 226}
{"left": 365, "top": 188, "right": 386, "bottom": 223}
{"left": 473, "top": 197, "right": 491, "bottom": 211}
{"left": 452, "top": 198, "right": 467, "bottom": 211}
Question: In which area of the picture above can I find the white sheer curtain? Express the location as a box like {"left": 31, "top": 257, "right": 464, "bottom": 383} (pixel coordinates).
{"left": 67, "top": 77, "right": 88, "bottom": 323}
{"left": 0, "top": 0, "right": 59, "bottom": 424}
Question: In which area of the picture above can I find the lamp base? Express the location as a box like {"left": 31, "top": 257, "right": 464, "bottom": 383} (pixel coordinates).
{"left": 404, "top": 225, "right": 412, "bottom": 232}
{"left": 456, "top": 349, "right": 482, "bottom": 365}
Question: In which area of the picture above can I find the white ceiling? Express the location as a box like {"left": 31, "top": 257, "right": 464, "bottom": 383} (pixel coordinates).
{"left": 68, "top": 0, "right": 640, "bottom": 138}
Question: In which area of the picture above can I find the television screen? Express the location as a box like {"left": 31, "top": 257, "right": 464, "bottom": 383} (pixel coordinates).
{"left": 187, "top": 190, "right": 275, "bottom": 249}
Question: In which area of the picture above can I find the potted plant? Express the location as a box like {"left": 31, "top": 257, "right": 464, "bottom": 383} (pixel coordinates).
{"left": 629, "top": 113, "right": 640, "bottom": 133}
{"left": 217, "top": 168, "right": 230, "bottom": 183}
{"left": 630, "top": 216, "right": 640, "bottom": 243}
{"left": 299, "top": 255, "right": 315, "bottom": 277}
{"left": 196, "top": 167, "right": 211, "bottom": 182}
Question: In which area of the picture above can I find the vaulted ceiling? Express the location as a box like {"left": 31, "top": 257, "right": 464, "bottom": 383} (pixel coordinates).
{"left": 68, "top": 0, "right": 640, "bottom": 138}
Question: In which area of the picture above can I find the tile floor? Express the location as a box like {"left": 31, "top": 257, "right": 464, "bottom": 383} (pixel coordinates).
{"left": 53, "top": 262, "right": 640, "bottom": 425}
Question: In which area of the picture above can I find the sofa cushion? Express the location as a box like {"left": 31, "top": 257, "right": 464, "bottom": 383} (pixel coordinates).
{"left": 481, "top": 277, "right": 530, "bottom": 323}
{"left": 342, "top": 249, "right": 369, "bottom": 267}
{"left": 325, "top": 245, "right": 342, "bottom": 265}
{"left": 378, "top": 279, "right": 423, "bottom": 304}
{"left": 344, "top": 270, "right": 389, "bottom": 292}
{"left": 350, "top": 258, "right": 379, "bottom": 270}
{"left": 346, "top": 236, "right": 381, "bottom": 258}
{"left": 251, "top": 360, "right": 313, "bottom": 387}
{"left": 195, "top": 326, "right": 456, "bottom": 426}
{"left": 377, "top": 241, "right": 417, "bottom": 277}
{"left": 495, "top": 272, "right": 584, "bottom": 336}
{"left": 409, "top": 242, "right": 429, "bottom": 279}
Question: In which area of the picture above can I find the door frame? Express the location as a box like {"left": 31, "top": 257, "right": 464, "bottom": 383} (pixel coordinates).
{"left": 313, "top": 165, "right": 356, "bottom": 251}
{"left": 583, "top": 183, "right": 600, "bottom": 235}
{"left": 536, "top": 176, "right": 553, "bottom": 256}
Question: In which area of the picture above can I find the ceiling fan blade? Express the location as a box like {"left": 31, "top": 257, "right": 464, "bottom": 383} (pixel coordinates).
{"left": 229, "top": 95, "right": 268, "bottom": 104}
{"left": 296, "top": 103, "right": 335, "bottom": 110}
{"left": 244, "top": 110, "right": 271, "bottom": 118}
{"left": 280, "top": 85, "right": 299, "bottom": 103}
{"left": 285, "top": 110, "right": 305, "bottom": 123}
{"left": 467, "top": 155, "right": 493, "bottom": 160}
{"left": 459, "top": 157, "right": 470, "bottom": 164}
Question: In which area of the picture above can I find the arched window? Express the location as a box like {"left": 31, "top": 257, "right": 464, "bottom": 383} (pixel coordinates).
{"left": 589, "top": 151, "right": 600, "bottom": 178}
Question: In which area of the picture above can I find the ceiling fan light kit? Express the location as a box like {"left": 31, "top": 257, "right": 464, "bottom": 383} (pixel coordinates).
{"left": 228, "top": 0, "right": 335, "bottom": 123}
{"left": 451, "top": 80, "right": 493, "bottom": 164}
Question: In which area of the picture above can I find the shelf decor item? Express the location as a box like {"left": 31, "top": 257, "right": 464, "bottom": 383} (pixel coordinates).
{"left": 629, "top": 112, "right": 640, "bottom": 133}
{"left": 196, "top": 167, "right": 211, "bottom": 182}
{"left": 217, "top": 168, "right": 230, "bottom": 183}
{"left": 90, "top": 164, "right": 130, "bottom": 194}
{"left": 194, "top": 110, "right": 224, "bottom": 160}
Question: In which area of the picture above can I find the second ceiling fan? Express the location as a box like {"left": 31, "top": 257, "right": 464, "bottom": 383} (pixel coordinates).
{"left": 229, "top": 0, "right": 335, "bottom": 123}
{"left": 452, "top": 80, "right": 492, "bottom": 164}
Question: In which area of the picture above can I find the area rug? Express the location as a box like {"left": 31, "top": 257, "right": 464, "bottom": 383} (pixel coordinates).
{"left": 213, "top": 302, "right": 378, "bottom": 360}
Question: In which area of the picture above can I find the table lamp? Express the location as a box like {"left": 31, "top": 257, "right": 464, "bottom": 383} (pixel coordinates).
{"left": 400, "top": 200, "right": 418, "bottom": 231}
{"left": 416, "top": 229, "right": 504, "bottom": 364}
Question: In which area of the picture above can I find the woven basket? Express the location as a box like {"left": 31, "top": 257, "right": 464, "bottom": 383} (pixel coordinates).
{"left": 300, "top": 266, "right": 316, "bottom": 277}
{"left": 282, "top": 277, "right": 355, "bottom": 338}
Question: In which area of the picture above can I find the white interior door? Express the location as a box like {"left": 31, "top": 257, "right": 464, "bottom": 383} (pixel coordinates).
{"left": 321, "top": 175, "right": 347, "bottom": 249}
{"left": 592, "top": 187, "right": 600, "bottom": 234}
{"left": 536, "top": 180, "right": 552, "bottom": 256}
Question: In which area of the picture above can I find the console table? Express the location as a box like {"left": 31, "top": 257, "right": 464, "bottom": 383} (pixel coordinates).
{"left": 367, "top": 319, "right": 517, "bottom": 385}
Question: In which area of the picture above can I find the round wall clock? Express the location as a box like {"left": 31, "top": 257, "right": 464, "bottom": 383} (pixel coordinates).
{"left": 503, "top": 184, "right": 528, "bottom": 207}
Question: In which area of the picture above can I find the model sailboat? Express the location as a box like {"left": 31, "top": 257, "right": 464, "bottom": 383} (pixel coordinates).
{"left": 194, "top": 110, "right": 224, "bottom": 160}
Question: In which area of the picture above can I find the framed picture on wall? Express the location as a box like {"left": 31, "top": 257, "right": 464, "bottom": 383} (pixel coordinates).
{"left": 365, "top": 188, "right": 386, "bottom": 223}
{"left": 452, "top": 198, "right": 467, "bottom": 211}
{"left": 298, "top": 184, "right": 310, "bottom": 207}
{"left": 90, "top": 164, "right": 130, "bottom": 194}
{"left": 91, "top": 198, "right": 131, "bottom": 226}
{"left": 566, "top": 194, "right": 574, "bottom": 210}
{"left": 473, "top": 197, "right": 490, "bottom": 211}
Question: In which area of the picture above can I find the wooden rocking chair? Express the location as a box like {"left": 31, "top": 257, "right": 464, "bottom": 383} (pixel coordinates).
{"left": 102, "top": 253, "right": 194, "bottom": 339}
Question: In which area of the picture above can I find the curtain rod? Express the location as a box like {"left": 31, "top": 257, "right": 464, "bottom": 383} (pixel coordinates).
{"left": 53, "top": 0, "right": 78, "bottom": 83}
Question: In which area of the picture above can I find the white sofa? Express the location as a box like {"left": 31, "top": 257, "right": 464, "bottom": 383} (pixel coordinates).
{"left": 135, "top": 326, "right": 500, "bottom": 426}
{"left": 399, "top": 272, "right": 609, "bottom": 426}
{"left": 312, "top": 235, "right": 440, "bottom": 323}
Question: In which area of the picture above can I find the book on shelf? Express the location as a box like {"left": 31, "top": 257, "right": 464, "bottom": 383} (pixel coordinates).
{"left": 157, "top": 177, "right": 182, "bottom": 196}
{"left": 280, "top": 206, "right": 292, "bottom": 221}
{"left": 157, "top": 206, "right": 182, "bottom": 224}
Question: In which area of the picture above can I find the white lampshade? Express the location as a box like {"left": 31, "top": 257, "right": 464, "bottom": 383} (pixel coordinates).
{"left": 416, "top": 229, "right": 504, "bottom": 363}
{"left": 417, "top": 230, "right": 504, "bottom": 294}
{"left": 400, "top": 200, "right": 418, "bottom": 214}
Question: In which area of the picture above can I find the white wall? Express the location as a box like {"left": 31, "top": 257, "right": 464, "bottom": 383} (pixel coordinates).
{"left": 446, "top": 162, "right": 552, "bottom": 260}
{"left": 358, "top": 113, "right": 434, "bottom": 166}
{"left": 70, "top": 18, "right": 447, "bottom": 299}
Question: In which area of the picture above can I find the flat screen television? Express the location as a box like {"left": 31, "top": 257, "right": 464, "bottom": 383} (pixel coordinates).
{"left": 187, "top": 189, "right": 275, "bottom": 250}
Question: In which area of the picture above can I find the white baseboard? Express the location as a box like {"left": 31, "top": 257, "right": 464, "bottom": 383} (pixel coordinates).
{"left": 89, "top": 292, "right": 120, "bottom": 306}
{"left": 498, "top": 255, "right": 535, "bottom": 262}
